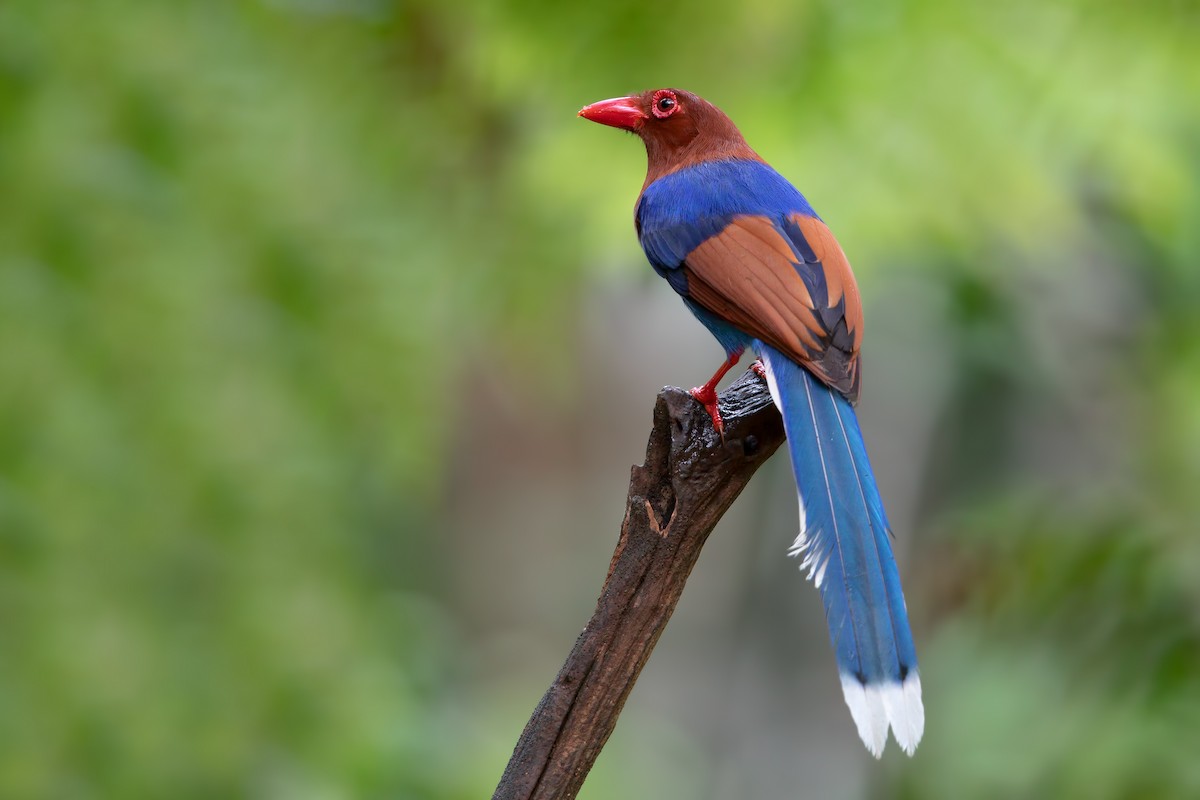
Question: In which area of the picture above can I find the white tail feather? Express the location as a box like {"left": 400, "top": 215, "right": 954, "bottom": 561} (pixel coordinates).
{"left": 840, "top": 673, "right": 925, "bottom": 758}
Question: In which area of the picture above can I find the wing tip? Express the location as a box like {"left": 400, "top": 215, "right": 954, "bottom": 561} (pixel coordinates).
{"left": 839, "top": 672, "right": 925, "bottom": 758}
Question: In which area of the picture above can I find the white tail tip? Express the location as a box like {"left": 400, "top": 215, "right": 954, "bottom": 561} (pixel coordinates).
{"left": 839, "top": 672, "right": 924, "bottom": 757}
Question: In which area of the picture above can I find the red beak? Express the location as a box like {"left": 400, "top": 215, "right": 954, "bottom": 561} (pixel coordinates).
{"left": 578, "top": 96, "right": 647, "bottom": 132}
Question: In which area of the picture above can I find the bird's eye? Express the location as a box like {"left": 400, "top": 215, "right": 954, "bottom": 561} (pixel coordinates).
{"left": 651, "top": 90, "right": 679, "bottom": 118}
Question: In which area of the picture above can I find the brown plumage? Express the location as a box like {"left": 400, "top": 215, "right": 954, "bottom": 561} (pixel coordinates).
{"left": 682, "top": 213, "right": 863, "bottom": 401}
{"left": 580, "top": 88, "right": 924, "bottom": 759}
{"left": 579, "top": 89, "right": 863, "bottom": 401}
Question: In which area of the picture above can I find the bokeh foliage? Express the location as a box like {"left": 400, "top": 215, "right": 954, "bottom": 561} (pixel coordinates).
{"left": 0, "top": 0, "right": 1198, "bottom": 798}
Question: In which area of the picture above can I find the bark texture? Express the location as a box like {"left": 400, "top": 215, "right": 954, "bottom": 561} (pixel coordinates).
{"left": 493, "top": 371, "right": 786, "bottom": 800}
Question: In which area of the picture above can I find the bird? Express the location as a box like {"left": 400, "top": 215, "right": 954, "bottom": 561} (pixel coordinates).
{"left": 578, "top": 89, "right": 923, "bottom": 757}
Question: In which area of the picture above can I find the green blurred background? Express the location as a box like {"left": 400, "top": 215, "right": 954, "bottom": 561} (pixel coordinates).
{"left": 2, "top": 1, "right": 1199, "bottom": 797}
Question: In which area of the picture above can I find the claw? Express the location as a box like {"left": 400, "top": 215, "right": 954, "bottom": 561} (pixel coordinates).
{"left": 689, "top": 350, "right": 743, "bottom": 439}
{"left": 689, "top": 382, "right": 725, "bottom": 438}
{"left": 750, "top": 359, "right": 767, "bottom": 380}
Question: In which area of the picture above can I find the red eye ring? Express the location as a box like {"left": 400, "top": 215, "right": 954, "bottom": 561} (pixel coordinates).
{"left": 651, "top": 90, "right": 679, "bottom": 118}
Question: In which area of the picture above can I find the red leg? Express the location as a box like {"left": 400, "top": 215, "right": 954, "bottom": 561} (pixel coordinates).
{"left": 689, "top": 351, "right": 743, "bottom": 437}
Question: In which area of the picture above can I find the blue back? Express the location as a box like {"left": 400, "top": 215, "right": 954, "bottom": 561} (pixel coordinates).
{"left": 636, "top": 159, "right": 819, "bottom": 277}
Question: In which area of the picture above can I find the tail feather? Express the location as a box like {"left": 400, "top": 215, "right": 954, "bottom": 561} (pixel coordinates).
{"left": 758, "top": 344, "right": 923, "bottom": 757}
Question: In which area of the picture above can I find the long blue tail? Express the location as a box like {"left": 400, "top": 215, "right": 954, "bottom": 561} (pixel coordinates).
{"left": 758, "top": 344, "right": 923, "bottom": 757}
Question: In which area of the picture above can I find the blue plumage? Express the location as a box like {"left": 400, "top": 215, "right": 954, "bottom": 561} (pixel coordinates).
{"left": 637, "top": 159, "right": 818, "bottom": 278}
{"left": 756, "top": 347, "right": 919, "bottom": 724}
{"left": 638, "top": 159, "right": 922, "bottom": 757}
{"left": 681, "top": 299, "right": 753, "bottom": 359}
{"left": 579, "top": 88, "right": 923, "bottom": 757}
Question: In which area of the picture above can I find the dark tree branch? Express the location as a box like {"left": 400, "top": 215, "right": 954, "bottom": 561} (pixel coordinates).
{"left": 493, "top": 370, "right": 786, "bottom": 800}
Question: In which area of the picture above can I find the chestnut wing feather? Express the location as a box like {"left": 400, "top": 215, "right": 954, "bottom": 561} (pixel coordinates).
{"left": 683, "top": 214, "right": 864, "bottom": 401}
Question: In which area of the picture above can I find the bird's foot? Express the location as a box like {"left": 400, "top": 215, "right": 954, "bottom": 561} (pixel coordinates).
{"left": 689, "top": 382, "right": 725, "bottom": 439}
{"left": 688, "top": 351, "right": 744, "bottom": 439}
{"left": 750, "top": 359, "right": 767, "bottom": 380}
